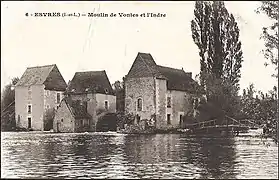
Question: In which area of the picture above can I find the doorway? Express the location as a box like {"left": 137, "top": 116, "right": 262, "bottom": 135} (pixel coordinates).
{"left": 179, "top": 114, "right": 183, "bottom": 128}
{"left": 28, "top": 117, "right": 31, "bottom": 129}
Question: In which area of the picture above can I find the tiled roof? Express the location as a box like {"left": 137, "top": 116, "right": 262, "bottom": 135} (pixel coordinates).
{"left": 156, "top": 65, "right": 197, "bottom": 92}
{"left": 66, "top": 70, "right": 114, "bottom": 95}
{"left": 63, "top": 97, "right": 91, "bottom": 119}
{"left": 126, "top": 52, "right": 163, "bottom": 78}
{"left": 16, "top": 64, "right": 67, "bottom": 91}
{"left": 126, "top": 52, "right": 203, "bottom": 93}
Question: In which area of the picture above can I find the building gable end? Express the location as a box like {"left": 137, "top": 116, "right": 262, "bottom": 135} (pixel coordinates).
{"left": 126, "top": 54, "right": 155, "bottom": 78}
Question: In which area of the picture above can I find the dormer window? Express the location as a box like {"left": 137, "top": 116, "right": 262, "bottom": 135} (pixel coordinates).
{"left": 105, "top": 88, "right": 109, "bottom": 94}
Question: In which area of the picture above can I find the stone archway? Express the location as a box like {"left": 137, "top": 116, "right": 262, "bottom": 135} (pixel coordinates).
{"left": 96, "top": 113, "right": 118, "bottom": 132}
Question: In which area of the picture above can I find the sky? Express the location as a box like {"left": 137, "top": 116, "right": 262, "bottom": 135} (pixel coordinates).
{"left": 1, "top": 1, "right": 277, "bottom": 94}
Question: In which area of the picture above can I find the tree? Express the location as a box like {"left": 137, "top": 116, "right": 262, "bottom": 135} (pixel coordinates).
{"left": 191, "top": 1, "right": 213, "bottom": 89}
{"left": 1, "top": 77, "right": 19, "bottom": 131}
{"left": 256, "top": 1, "right": 279, "bottom": 78}
{"left": 1, "top": 77, "right": 19, "bottom": 112}
{"left": 191, "top": 1, "right": 244, "bottom": 118}
{"left": 240, "top": 84, "right": 277, "bottom": 130}
{"left": 112, "top": 79, "right": 125, "bottom": 112}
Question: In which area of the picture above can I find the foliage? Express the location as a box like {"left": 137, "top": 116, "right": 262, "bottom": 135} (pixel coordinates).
{"left": 116, "top": 111, "right": 135, "bottom": 129}
{"left": 1, "top": 77, "right": 19, "bottom": 131}
{"left": 112, "top": 80, "right": 125, "bottom": 112}
{"left": 240, "top": 84, "right": 277, "bottom": 126}
{"left": 191, "top": 1, "right": 243, "bottom": 118}
{"left": 1, "top": 77, "right": 19, "bottom": 112}
{"left": 44, "top": 108, "right": 55, "bottom": 131}
{"left": 256, "top": 1, "right": 279, "bottom": 78}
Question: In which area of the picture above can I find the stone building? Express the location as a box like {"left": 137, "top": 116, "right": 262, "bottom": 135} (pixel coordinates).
{"left": 15, "top": 64, "right": 67, "bottom": 131}
{"left": 53, "top": 97, "right": 91, "bottom": 133}
{"left": 125, "top": 52, "right": 202, "bottom": 130}
{"left": 63, "top": 70, "right": 116, "bottom": 131}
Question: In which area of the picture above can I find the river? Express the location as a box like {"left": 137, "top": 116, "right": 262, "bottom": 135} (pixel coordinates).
{"left": 1, "top": 131, "right": 278, "bottom": 179}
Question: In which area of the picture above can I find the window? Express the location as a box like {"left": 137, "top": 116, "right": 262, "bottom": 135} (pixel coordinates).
{"left": 61, "top": 119, "right": 63, "bottom": 122}
{"left": 28, "top": 117, "right": 31, "bottom": 129}
{"left": 56, "top": 93, "right": 61, "bottom": 103}
{"left": 167, "top": 97, "right": 171, "bottom": 108}
{"left": 105, "top": 88, "right": 109, "bottom": 94}
{"left": 84, "top": 119, "right": 89, "bottom": 126}
{"left": 137, "top": 98, "right": 142, "bottom": 111}
{"left": 105, "top": 100, "right": 108, "bottom": 110}
{"left": 28, "top": 105, "right": 31, "bottom": 114}
{"left": 167, "top": 114, "right": 171, "bottom": 125}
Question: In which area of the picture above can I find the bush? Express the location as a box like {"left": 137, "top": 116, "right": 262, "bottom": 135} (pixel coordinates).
{"left": 116, "top": 111, "right": 135, "bottom": 129}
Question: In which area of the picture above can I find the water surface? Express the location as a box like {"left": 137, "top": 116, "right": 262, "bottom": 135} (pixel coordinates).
{"left": 1, "top": 131, "right": 278, "bottom": 179}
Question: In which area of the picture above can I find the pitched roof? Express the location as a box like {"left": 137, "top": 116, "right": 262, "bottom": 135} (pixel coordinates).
{"left": 126, "top": 52, "right": 203, "bottom": 93}
{"left": 16, "top": 64, "right": 67, "bottom": 91}
{"left": 126, "top": 52, "right": 163, "bottom": 78}
{"left": 156, "top": 65, "right": 196, "bottom": 92}
{"left": 66, "top": 70, "right": 114, "bottom": 95}
{"left": 63, "top": 97, "right": 91, "bottom": 119}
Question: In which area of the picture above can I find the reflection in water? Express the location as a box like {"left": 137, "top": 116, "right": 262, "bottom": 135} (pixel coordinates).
{"left": 1, "top": 132, "right": 278, "bottom": 179}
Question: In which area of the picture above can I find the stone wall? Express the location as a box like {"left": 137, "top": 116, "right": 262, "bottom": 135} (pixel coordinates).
{"left": 95, "top": 93, "right": 116, "bottom": 113}
{"left": 125, "top": 77, "right": 156, "bottom": 123}
{"left": 44, "top": 89, "right": 64, "bottom": 111}
{"left": 69, "top": 93, "right": 97, "bottom": 131}
{"left": 169, "top": 90, "right": 192, "bottom": 128}
{"left": 155, "top": 78, "right": 167, "bottom": 129}
{"left": 53, "top": 100, "right": 75, "bottom": 132}
{"left": 15, "top": 85, "right": 45, "bottom": 131}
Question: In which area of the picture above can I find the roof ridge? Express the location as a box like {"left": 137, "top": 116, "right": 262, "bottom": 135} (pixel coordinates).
{"left": 75, "top": 70, "right": 105, "bottom": 73}
{"left": 157, "top": 65, "right": 186, "bottom": 72}
{"left": 138, "top": 52, "right": 151, "bottom": 55}
{"left": 27, "top": 64, "right": 56, "bottom": 69}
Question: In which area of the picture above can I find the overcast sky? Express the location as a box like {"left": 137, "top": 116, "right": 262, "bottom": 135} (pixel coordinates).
{"left": 1, "top": 1, "right": 277, "bottom": 94}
